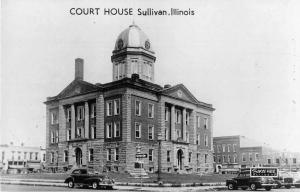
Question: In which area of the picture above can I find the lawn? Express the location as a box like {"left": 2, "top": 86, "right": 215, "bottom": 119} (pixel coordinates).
{"left": 0, "top": 172, "right": 233, "bottom": 184}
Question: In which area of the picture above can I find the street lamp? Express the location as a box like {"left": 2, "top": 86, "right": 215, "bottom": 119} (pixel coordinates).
{"left": 157, "top": 133, "right": 162, "bottom": 183}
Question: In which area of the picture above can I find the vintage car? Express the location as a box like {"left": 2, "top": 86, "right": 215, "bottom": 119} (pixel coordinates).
{"left": 226, "top": 170, "right": 276, "bottom": 191}
{"left": 273, "top": 171, "right": 294, "bottom": 189}
{"left": 64, "top": 168, "right": 115, "bottom": 189}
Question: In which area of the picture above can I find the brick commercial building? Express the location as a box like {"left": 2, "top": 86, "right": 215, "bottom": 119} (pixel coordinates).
{"left": 45, "top": 24, "right": 215, "bottom": 174}
{"left": 213, "top": 135, "right": 300, "bottom": 173}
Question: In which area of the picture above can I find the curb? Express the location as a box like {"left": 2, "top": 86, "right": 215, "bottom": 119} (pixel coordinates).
{"left": 1, "top": 179, "right": 226, "bottom": 188}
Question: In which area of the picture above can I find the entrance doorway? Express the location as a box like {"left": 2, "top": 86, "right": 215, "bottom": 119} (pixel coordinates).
{"left": 177, "top": 149, "right": 183, "bottom": 170}
{"left": 75, "top": 148, "right": 82, "bottom": 166}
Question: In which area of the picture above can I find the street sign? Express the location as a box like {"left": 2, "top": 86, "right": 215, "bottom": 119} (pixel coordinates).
{"left": 250, "top": 167, "right": 278, "bottom": 177}
{"left": 136, "top": 154, "right": 147, "bottom": 158}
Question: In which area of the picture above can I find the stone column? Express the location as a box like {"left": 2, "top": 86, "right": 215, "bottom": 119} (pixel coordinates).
{"left": 171, "top": 105, "right": 176, "bottom": 141}
{"left": 58, "top": 105, "right": 66, "bottom": 142}
{"left": 193, "top": 111, "right": 197, "bottom": 144}
{"left": 71, "top": 104, "right": 76, "bottom": 139}
{"left": 84, "top": 102, "right": 89, "bottom": 138}
{"left": 96, "top": 94, "right": 105, "bottom": 139}
{"left": 122, "top": 91, "right": 132, "bottom": 142}
{"left": 182, "top": 108, "right": 186, "bottom": 141}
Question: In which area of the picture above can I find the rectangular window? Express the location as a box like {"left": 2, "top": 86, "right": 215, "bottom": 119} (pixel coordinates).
{"left": 197, "top": 153, "right": 200, "bottom": 163}
{"left": 66, "top": 129, "right": 71, "bottom": 141}
{"left": 67, "top": 108, "right": 71, "bottom": 122}
{"left": 106, "top": 101, "right": 112, "bottom": 116}
{"left": 35, "top": 152, "right": 38, "bottom": 160}
{"left": 205, "top": 135, "right": 208, "bottom": 147}
{"left": 149, "top": 149, "right": 153, "bottom": 162}
{"left": 93, "top": 126, "right": 96, "bottom": 139}
{"left": 205, "top": 154, "right": 208, "bottom": 163}
{"left": 91, "top": 103, "right": 96, "bottom": 118}
{"left": 217, "top": 145, "right": 221, "bottom": 153}
{"left": 106, "top": 123, "right": 113, "bottom": 138}
{"left": 176, "top": 110, "right": 181, "bottom": 124}
{"left": 255, "top": 153, "right": 259, "bottom": 161}
{"left": 227, "top": 144, "right": 231, "bottom": 152}
{"left": 218, "top": 156, "right": 221, "bottom": 163}
{"left": 107, "top": 149, "right": 112, "bottom": 161}
{"left": 196, "top": 116, "right": 200, "bottom": 127}
{"left": 114, "top": 122, "right": 120, "bottom": 137}
{"left": 76, "top": 127, "right": 83, "bottom": 138}
{"left": 135, "top": 100, "right": 141, "bottom": 116}
{"left": 114, "top": 100, "right": 120, "bottom": 115}
{"left": 186, "top": 112, "right": 190, "bottom": 125}
{"left": 135, "top": 122, "right": 141, "bottom": 138}
{"left": 233, "top": 155, "right": 237, "bottom": 163}
{"left": 77, "top": 106, "right": 84, "bottom": 121}
{"left": 165, "top": 128, "right": 168, "bottom": 140}
{"left": 268, "top": 159, "right": 272, "bottom": 164}
{"left": 223, "top": 155, "right": 226, "bottom": 163}
{"left": 228, "top": 155, "right": 231, "bottom": 163}
{"left": 148, "top": 125, "right": 154, "bottom": 140}
{"left": 89, "top": 149, "right": 94, "bottom": 162}
{"left": 51, "top": 131, "right": 55, "bottom": 143}
{"left": 51, "top": 112, "right": 58, "bottom": 124}
{"left": 276, "top": 158, "right": 280, "bottom": 164}
{"left": 204, "top": 118, "right": 208, "bottom": 129}
{"left": 23, "top": 152, "right": 26, "bottom": 160}
{"left": 165, "top": 107, "right": 169, "bottom": 121}
{"left": 249, "top": 153, "right": 253, "bottom": 161}
{"left": 167, "top": 150, "right": 171, "bottom": 162}
{"left": 148, "top": 103, "right": 154, "bottom": 118}
{"left": 293, "top": 158, "right": 297, "bottom": 164}
{"left": 242, "top": 153, "right": 246, "bottom": 162}
{"left": 222, "top": 144, "right": 226, "bottom": 152}
{"left": 196, "top": 134, "right": 200, "bottom": 145}
{"left": 50, "top": 152, "right": 54, "bottom": 163}
{"left": 115, "top": 148, "right": 119, "bottom": 161}
{"left": 188, "top": 152, "right": 192, "bottom": 163}
{"left": 55, "top": 130, "right": 59, "bottom": 143}
{"left": 64, "top": 151, "right": 68, "bottom": 162}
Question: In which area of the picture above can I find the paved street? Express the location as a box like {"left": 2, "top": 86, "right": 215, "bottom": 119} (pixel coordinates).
{"left": 1, "top": 184, "right": 300, "bottom": 192}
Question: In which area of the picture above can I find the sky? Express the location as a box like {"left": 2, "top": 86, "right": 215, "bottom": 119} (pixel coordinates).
{"left": 1, "top": 0, "right": 300, "bottom": 152}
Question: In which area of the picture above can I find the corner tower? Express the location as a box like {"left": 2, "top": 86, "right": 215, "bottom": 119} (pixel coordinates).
{"left": 111, "top": 23, "right": 156, "bottom": 82}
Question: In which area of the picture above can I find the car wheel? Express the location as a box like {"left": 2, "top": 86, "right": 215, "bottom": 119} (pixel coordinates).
{"left": 228, "top": 183, "right": 235, "bottom": 190}
{"left": 265, "top": 187, "right": 271, "bottom": 191}
{"left": 68, "top": 180, "right": 74, "bottom": 188}
{"left": 92, "top": 182, "right": 98, "bottom": 189}
{"left": 250, "top": 183, "right": 257, "bottom": 191}
{"left": 285, "top": 185, "right": 291, "bottom": 189}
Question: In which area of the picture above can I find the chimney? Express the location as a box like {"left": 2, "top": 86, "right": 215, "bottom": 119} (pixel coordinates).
{"left": 75, "top": 58, "right": 84, "bottom": 80}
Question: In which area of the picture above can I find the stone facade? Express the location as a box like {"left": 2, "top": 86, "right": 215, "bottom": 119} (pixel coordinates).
{"left": 44, "top": 24, "right": 215, "bottom": 174}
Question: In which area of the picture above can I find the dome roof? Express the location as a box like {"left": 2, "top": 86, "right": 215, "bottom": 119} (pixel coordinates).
{"left": 114, "top": 23, "right": 154, "bottom": 52}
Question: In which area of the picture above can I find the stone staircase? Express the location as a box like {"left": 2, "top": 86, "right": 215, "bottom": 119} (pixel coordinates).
{"left": 129, "top": 168, "right": 149, "bottom": 178}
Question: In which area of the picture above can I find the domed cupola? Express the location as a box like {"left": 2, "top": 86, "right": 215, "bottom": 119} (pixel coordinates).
{"left": 111, "top": 23, "right": 156, "bottom": 83}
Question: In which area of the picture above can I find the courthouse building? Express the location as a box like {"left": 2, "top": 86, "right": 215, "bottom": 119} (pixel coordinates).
{"left": 45, "top": 24, "right": 215, "bottom": 174}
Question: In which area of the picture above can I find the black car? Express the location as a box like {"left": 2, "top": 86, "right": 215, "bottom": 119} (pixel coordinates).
{"left": 273, "top": 176, "right": 293, "bottom": 189}
{"left": 64, "top": 168, "right": 115, "bottom": 189}
{"left": 226, "top": 170, "right": 276, "bottom": 191}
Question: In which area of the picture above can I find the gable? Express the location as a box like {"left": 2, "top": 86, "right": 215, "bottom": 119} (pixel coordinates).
{"left": 56, "top": 80, "right": 99, "bottom": 99}
{"left": 162, "top": 84, "right": 199, "bottom": 104}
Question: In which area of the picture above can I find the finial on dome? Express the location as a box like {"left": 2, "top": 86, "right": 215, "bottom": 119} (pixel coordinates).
{"left": 130, "top": 20, "right": 137, "bottom": 27}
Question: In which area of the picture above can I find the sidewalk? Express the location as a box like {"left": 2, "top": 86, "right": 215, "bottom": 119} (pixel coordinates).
{"left": 0, "top": 177, "right": 226, "bottom": 188}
